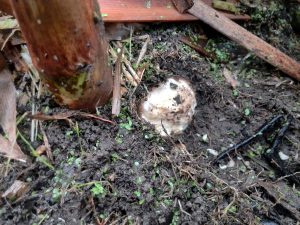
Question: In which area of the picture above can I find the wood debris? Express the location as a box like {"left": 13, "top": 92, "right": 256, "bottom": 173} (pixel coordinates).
{"left": 172, "top": 0, "right": 300, "bottom": 81}
{"left": 2, "top": 180, "right": 29, "bottom": 201}
{"left": 136, "top": 35, "right": 150, "bottom": 67}
{"left": 99, "top": 0, "right": 250, "bottom": 22}
{"left": 112, "top": 47, "right": 123, "bottom": 116}
{"left": 222, "top": 67, "right": 239, "bottom": 88}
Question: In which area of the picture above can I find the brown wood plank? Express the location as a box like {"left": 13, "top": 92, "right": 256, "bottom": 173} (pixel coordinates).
{"left": 99, "top": 0, "right": 250, "bottom": 22}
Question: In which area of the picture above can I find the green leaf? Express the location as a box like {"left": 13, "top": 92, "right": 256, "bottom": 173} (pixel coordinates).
{"left": 244, "top": 108, "right": 251, "bottom": 116}
{"left": 120, "top": 117, "right": 133, "bottom": 130}
{"left": 228, "top": 205, "right": 237, "bottom": 214}
{"left": 91, "top": 183, "right": 105, "bottom": 197}
{"left": 52, "top": 188, "right": 62, "bottom": 202}
{"left": 134, "top": 191, "right": 141, "bottom": 198}
{"left": 232, "top": 89, "right": 239, "bottom": 97}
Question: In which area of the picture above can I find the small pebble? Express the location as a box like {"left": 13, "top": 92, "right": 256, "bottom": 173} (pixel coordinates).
{"left": 278, "top": 151, "right": 289, "bottom": 161}
{"left": 202, "top": 134, "right": 209, "bottom": 143}
{"left": 207, "top": 148, "right": 218, "bottom": 156}
{"left": 219, "top": 164, "right": 227, "bottom": 170}
{"left": 244, "top": 161, "right": 251, "bottom": 167}
{"left": 227, "top": 159, "right": 235, "bottom": 168}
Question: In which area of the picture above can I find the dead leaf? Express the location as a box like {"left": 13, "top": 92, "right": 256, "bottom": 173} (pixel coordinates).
{"left": 2, "top": 180, "right": 29, "bottom": 201}
{"left": 108, "top": 173, "right": 116, "bottom": 182}
{"left": 40, "top": 123, "right": 53, "bottom": 161}
{"left": 0, "top": 69, "right": 27, "bottom": 162}
{"left": 0, "top": 136, "right": 27, "bottom": 162}
{"left": 223, "top": 68, "right": 239, "bottom": 88}
{"left": 30, "top": 111, "right": 115, "bottom": 125}
{"left": 136, "top": 35, "right": 150, "bottom": 67}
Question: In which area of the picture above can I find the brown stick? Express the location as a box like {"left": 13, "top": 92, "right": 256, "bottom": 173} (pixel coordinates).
{"left": 10, "top": 0, "right": 113, "bottom": 110}
{"left": 179, "top": 36, "right": 215, "bottom": 59}
{"left": 173, "top": 0, "right": 300, "bottom": 81}
{"left": 112, "top": 47, "right": 123, "bottom": 116}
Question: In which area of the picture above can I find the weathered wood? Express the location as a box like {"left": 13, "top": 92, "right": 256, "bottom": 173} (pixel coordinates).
{"left": 173, "top": 0, "right": 300, "bottom": 80}
{"left": 99, "top": 0, "right": 250, "bottom": 22}
{"left": 1, "top": 0, "right": 250, "bottom": 21}
{"left": 10, "top": 0, "right": 113, "bottom": 110}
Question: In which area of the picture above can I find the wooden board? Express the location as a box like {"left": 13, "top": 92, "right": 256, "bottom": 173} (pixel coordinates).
{"left": 99, "top": 0, "right": 250, "bottom": 22}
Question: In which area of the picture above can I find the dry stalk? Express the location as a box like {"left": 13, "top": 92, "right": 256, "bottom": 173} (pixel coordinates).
{"left": 1, "top": 29, "right": 19, "bottom": 50}
{"left": 122, "top": 64, "right": 138, "bottom": 87}
{"left": 112, "top": 42, "right": 140, "bottom": 82}
{"left": 136, "top": 35, "right": 150, "bottom": 67}
{"left": 112, "top": 47, "right": 123, "bottom": 116}
{"left": 109, "top": 46, "right": 138, "bottom": 87}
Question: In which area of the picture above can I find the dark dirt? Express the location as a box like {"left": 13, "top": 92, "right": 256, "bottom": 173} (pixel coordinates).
{"left": 1, "top": 1, "right": 300, "bottom": 225}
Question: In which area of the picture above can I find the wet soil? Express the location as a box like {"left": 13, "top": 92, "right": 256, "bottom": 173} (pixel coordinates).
{"left": 0, "top": 1, "right": 300, "bottom": 225}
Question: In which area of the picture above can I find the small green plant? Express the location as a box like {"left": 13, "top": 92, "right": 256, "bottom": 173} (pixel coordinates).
{"left": 163, "top": 199, "right": 173, "bottom": 206}
{"left": 120, "top": 117, "right": 133, "bottom": 130}
{"left": 73, "top": 122, "right": 81, "bottom": 137}
{"left": 247, "top": 151, "right": 256, "bottom": 159}
{"left": 74, "top": 158, "right": 81, "bottom": 168}
{"left": 134, "top": 190, "right": 141, "bottom": 198}
{"left": 67, "top": 156, "right": 76, "bottom": 165}
{"left": 65, "top": 130, "right": 74, "bottom": 138}
{"left": 232, "top": 89, "right": 239, "bottom": 97}
{"left": 208, "top": 61, "right": 222, "bottom": 81}
{"left": 136, "top": 177, "right": 143, "bottom": 185}
{"left": 139, "top": 199, "right": 145, "bottom": 205}
{"left": 133, "top": 190, "right": 145, "bottom": 205}
{"left": 149, "top": 188, "right": 154, "bottom": 196}
{"left": 154, "top": 42, "right": 168, "bottom": 52}
{"left": 170, "top": 211, "right": 180, "bottom": 225}
{"left": 52, "top": 188, "right": 62, "bottom": 202}
{"left": 111, "top": 153, "right": 120, "bottom": 162}
{"left": 115, "top": 133, "right": 123, "bottom": 144}
{"left": 244, "top": 108, "right": 251, "bottom": 116}
{"left": 67, "top": 156, "right": 81, "bottom": 168}
{"left": 91, "top": 183, "right": 105, "bottom": 197}
{"left": 205, "top": 39, "right": 230, "bottom": 63}
{"left": 228, "top": 205, "right": 237, "bottom": 214}
{"left": 215, "top": 49, "right": 229, "bottom": 63}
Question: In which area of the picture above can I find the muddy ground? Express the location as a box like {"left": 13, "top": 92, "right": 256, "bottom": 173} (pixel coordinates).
{"left": 0, "top": 1, "right": 300, "bottom": 225}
